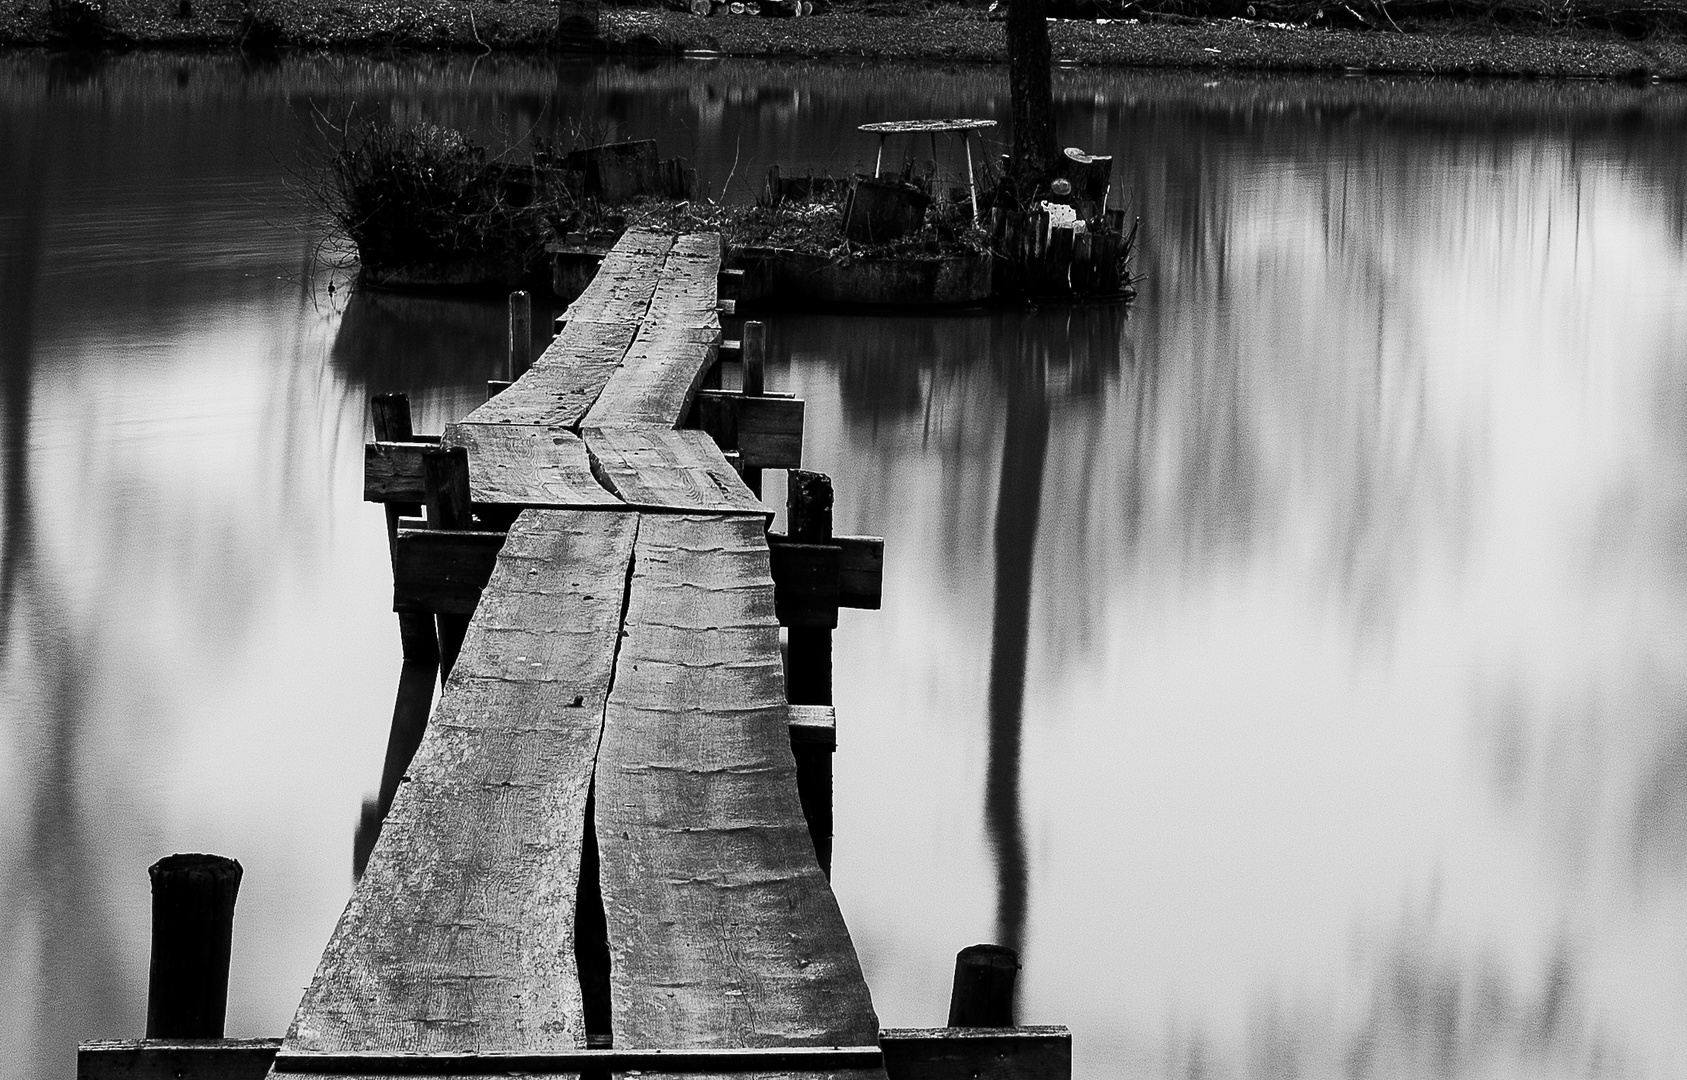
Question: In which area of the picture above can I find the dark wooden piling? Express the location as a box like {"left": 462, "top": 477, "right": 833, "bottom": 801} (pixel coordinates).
{"left": 422, "top": 447, "right": 473, "bottom": 681}
{"left": 146, "top": 854, "right": 242, "bottom": 1039}
{"left": 741, "top": 321, "right": 766, "bottom": 497}
{"left": 786, "top": 469, "right": 835, "bottom": 875}
{"left": 947, "top": 944, "right": 1019, "bottom": 1027}
{"left": 508, "top": 290, "right": 532, "bottom": 383}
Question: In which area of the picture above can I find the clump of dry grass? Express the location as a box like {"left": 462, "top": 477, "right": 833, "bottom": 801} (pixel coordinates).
{"left": 321, "top": 116, "right": 575, "bottom": 282}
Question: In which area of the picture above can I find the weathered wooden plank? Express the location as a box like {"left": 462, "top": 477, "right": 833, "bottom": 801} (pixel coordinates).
{"left": 442, "top": 423, "right": 623, "bottom": 510}
{"left": 583, "top": 235, "right": 723, "bottom": 427}
{"left": 391, "top": 529, "right": 506, "bottom": 615}
{"left": 835, "top": 537, "right": 884, "bottom": 610}
{"left": 583, "top": 426, "right": 764, "bottom": 516}
{"left": 275, "top": 511, "right": 638, "bottom": 1076}
{"left": 595, "top": 514, "right": 881, "bottom": 1076}
{"left": 272, "top": 1047, "right": 882, "bottom": 1074}
{"left": 878, "top": 1028, "right": 1071, "bottom": 1080}
{"left": 457, "top": 319, "right": 639, "bottom": 432}
{"left": 693, "top": 392, "right": 805, "bottom": 471}
{"left": 564, "top": 229, "right": 674, "bottom": 328}
{"left": 80, "top": 1040, "right": 279, "bottom": 1080}
{"left": 364, "top": 442, "right": 432, "bottom": 504}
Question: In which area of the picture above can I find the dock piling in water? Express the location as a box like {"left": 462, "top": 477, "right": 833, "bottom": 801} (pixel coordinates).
{"left": 145, "top": 854, "right": 242, "bottom": 1039}
{"left": 421, "top": 446, "right": 473, "bottom": 681}
{"left": 507, "top": 290, "right": 531, "bottom": 382}
{"left": 947, "top": 943, "right": 1020, "bottom": 1027}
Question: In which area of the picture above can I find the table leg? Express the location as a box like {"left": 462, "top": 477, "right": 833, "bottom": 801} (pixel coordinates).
{"left": 964, "top": 131, "right": 981, "bottom": 229}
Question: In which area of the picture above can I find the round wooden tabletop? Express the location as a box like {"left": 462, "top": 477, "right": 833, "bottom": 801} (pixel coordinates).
{"left": 858, "top": 119, "right": 998, "bottom": 134}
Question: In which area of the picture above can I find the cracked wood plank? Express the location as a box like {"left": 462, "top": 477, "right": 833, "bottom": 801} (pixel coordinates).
{"left": 459, "top": 231, "right": 674, "bottom": 431}
{"left": 443, "top": 423, "right": 624, "bottom": 509}
{"left": 594, "top": 514, "right": 883, "bottom": 1080}
{"left": 583, "top": 233, "right": 722, "bottom": 428}
{"left": 271, "top": 510, "right": 639, "bottom": 1080}
{"left": 584, "top": 426, "right": 764, "bottom": 517}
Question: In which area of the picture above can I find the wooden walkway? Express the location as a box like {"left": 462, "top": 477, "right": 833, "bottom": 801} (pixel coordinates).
{"left": 274, "top": 231, "right": 881, "bottom": 1078}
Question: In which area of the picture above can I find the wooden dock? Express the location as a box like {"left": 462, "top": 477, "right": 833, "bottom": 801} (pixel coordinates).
{"left": 79, "top": 229, "right": 1070, "bottom": 1080}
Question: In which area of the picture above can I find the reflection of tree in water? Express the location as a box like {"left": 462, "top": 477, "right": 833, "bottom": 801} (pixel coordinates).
{"left": 0, "top": 106, "right": 130, "bottom": 1080}
{"left": 828, "top": 304, "right": 1129, "bottom": 965}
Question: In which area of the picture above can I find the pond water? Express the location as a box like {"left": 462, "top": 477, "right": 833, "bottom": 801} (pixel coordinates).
{"left": 4, "top": 50, "right": 1687, "bottom": 1080}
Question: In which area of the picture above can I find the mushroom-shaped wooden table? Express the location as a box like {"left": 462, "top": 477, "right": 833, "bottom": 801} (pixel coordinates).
{"left": 859, "top": 118, "right": 997, "bottom": 227}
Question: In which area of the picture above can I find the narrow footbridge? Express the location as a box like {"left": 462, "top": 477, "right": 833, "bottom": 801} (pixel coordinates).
{"left": 77, "top": 231, "right": 1069, "bottom": 1080}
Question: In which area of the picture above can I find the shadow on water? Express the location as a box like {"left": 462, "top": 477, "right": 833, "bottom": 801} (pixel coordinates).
{"left": 0, "top": 102, "right": 130, "bottom": 1078}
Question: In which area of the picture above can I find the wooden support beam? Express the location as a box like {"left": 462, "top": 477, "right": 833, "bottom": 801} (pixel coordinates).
{"left": 487, "top": 379, "right": 512, "bottom": 400}
{"left": 787, "top": 703, "right": 836, "bottom": 874}
{"left": 81, "top": 1029, "right": 1070, "bottom": 1080}
{"left": 718, "top": 267, "right": 746, "bottom": 300}
{"left": 879, "top": 1027, "right": 1070, "bottom": 1080}
{"left": 769, "top": 533, "right": 884, "bottom": 619}
{"left": 692, "top": 390, "right": 805, "bottom": 470}
{"left": 787, "top": 703, "right": 836, "bottom": 751}
{"left": 392, "top": 529, "right": 506, "bottom": 615}
{"left": 78, "top": 1039, "right": 280, "bottom": 1080}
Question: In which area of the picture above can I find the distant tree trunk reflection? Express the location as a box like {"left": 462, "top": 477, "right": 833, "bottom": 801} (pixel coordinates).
{"left": 0, "top": 108, "right": 129, "bottom": 1075}
{"left": 984, "top": 344, "right": 1049, "bottom": 959}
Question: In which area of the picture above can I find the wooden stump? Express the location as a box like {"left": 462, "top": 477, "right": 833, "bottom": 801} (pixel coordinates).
{"left": 146, "top": 854, "right": 243, "bottom": 1039}
{"left": 947, "top": 943, "right": 1019, "bottom": 1027}
{"left": 843, "top": 178, "right": 929, "bottom": 244}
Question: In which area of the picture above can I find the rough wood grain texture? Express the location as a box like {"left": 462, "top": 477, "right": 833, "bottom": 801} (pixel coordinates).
{"left": 564, "top": 229, "right": 674, "bottom": 328}
{"left": 595, "top": 514, "right": 881, "bottom": 1078}
{"left": 692, "top": 393, "right": 805, "bottom": 471}
{"left": 275, "top": 511, "right": 638, "bottom": 1078}
{"left": 583, "top": 426, "right": 764, "bottom": 517}
{"left": 443, "top": 423, "right": 625, "bottom": 510}
{"left": 459, "top": 319, "right": 638, "bottom": 432}
{"left": 583, "top": 234, "right": 722, "bottom": 428}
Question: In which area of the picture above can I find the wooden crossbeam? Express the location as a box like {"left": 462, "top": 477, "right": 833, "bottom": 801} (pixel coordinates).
{"left": 80, "top": 1028, "right": 1070, "bottom": 1079}
{"left": 692, "top": 390, "right": 805, "bottom": 470}
{"left": 391, "top": 528, "right": 506, "bottom": 614}
{"left": 768, "top": 532, "right": 884, "bottom": 626}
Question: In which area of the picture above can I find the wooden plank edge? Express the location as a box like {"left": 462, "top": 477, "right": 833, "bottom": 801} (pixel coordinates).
{"left": 270, "top": 1046, "right": 883, "bottom": 1074}
{"left": 80, "top": 1029, "right": 1068, "bottom": 1080}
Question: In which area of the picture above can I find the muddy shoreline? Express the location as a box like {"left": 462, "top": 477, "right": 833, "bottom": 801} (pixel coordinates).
{"left": 3, "top": 0, "right": 1686, "bottom": 81}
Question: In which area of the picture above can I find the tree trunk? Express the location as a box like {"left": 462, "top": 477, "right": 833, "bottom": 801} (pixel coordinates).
{"left": 1006, "top": 0, "right": 1058, "bottom": 188}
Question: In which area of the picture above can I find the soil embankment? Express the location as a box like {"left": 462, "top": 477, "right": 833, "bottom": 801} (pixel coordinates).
{"left": 3, "top": 0, "right": 1686, "bottom": 81}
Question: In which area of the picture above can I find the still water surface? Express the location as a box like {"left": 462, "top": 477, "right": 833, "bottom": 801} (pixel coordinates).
{"left": 3, "top": 52, "right": 1687, "bottom": 1080}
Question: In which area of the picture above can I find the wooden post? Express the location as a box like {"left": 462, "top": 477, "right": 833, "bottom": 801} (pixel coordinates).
{"left": 947, "top": 944, "right": 1019, "bottom": 1027}
{"left": 741, "top": 321, "right": 766, "bottom": 497}
{"left": 371, "top": 395, "right": 441, "bottom": 667}
{"left": 786, "top": 469, "right": 833, "bottom": 876}
{"left": 146, "top": 854, "right": 242, "bottom": 1039}
{"left": 508, "top": 290, "right": 531, "bottom": 382}
{"left": 423, "top": 447, "right": 473, "bottom": 682}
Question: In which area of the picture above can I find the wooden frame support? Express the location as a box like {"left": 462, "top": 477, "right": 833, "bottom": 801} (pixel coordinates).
{"left": 392, "top": 529, "right": 507, "bottom": 615}
{"left": 692, "top": 391, "right": 804, "bottom": 470}
{"left": 80, "top": 1028, "right": 1070, "bottom": 1080}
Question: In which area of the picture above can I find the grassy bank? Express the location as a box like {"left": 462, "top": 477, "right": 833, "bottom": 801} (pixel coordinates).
{"left": 4, "top": 0, "right": 1687, "bottom": 79}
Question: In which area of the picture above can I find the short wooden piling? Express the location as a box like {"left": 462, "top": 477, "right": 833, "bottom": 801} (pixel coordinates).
{"left": 508, "top": 291, "right": 532, "bottom": 382}
{"left": 741, "top": 321, "right": 766, "bottom": 497}
{"left": 785, "top": 469, "right": 834, "bottom": 875}
{"left": 146, "top": 854, "right": 242, "bottom": 1039}
{"left": 423, "top": 446, "right": 473, "bottom": 681}
{"left": 947, "top": 944, "right": 1019, "bottom": 1027}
